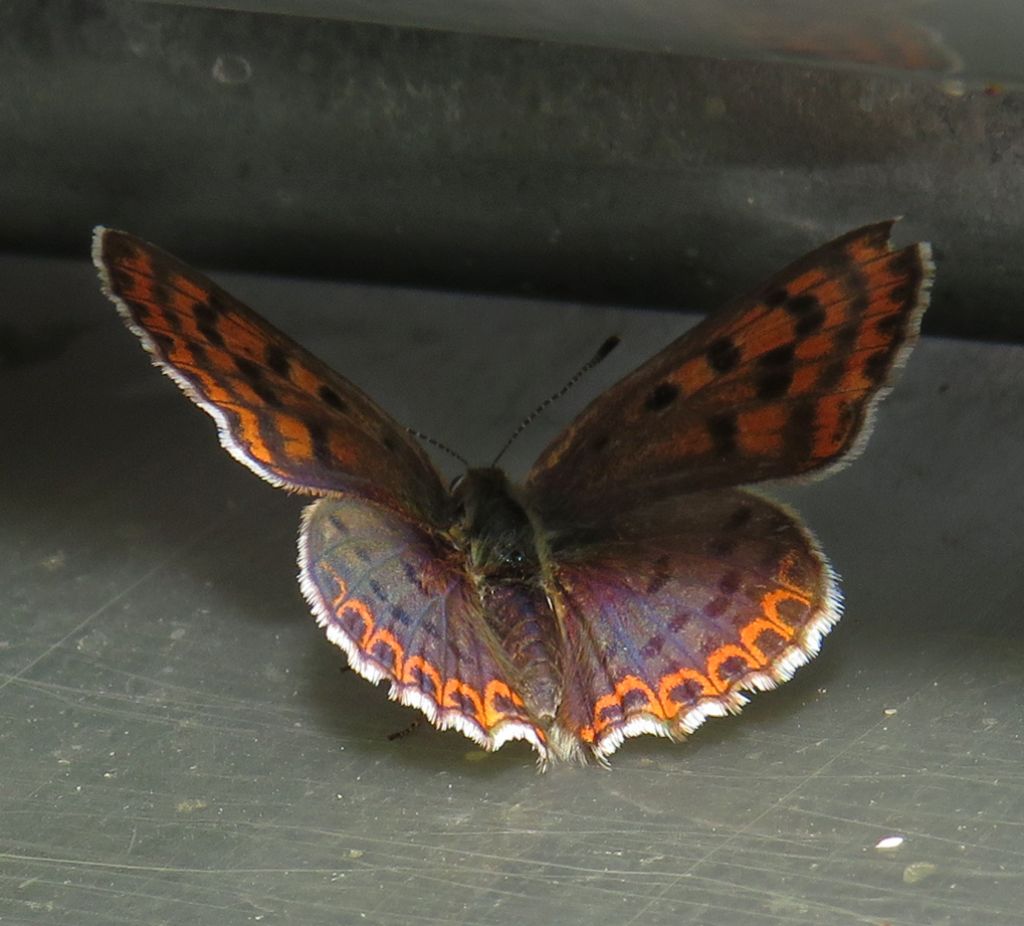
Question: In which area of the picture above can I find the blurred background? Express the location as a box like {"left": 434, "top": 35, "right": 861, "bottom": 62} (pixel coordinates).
{"left": 3, "top": 0, "right": 1023, "bottom": 341}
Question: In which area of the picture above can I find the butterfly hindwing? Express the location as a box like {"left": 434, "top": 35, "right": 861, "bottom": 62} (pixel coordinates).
{"left": 527, "top": 221, "right": 932, "bottom": 515}
{"left": 543, "top": 489, "right": 839, "bottom": 759}
{"left": 300, "top": 494, "right": 549, "bottom": 757}
{"left": 94, "top": 228, "right": 447, "bottom": 519}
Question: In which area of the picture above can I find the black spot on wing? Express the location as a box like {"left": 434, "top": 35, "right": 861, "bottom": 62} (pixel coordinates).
{"left": 265, "top": 344, "right": 291, "bottom": 378}
{"left": 407, "top": 662, "right": 439, "bottom": 698}
{"left": 318, "top": 385, "right": 348, "bottom": 412}
{"left": 233, "top": 355, "right": 262, "bottom": 380}
{"left": 445, "top": 687, "right": 479, "bottom": 714}
{"left": 206, "top": 291, "right": 231, "bottom": 315}
{"left": 308, "top": 420, "right": 333, "bottom": 468}
{"left": 194, "top": 301, "right": 225, "bottom": 348}
{"left": 718, "top": 570, "right": 742, "bottom": 595}
{"left": 390, "top": 604, "right": 413, "bottom": 626}
{"left": 640, "top": 635, "right": 665, "bottom": 659}
{"left": 370, "top": 640, "right": 398, "bottom": 670}
{"left": 151, "top": 282, "right": 179, "bottom": 326}
{"left": 875, "top": 313, "right": 903, "bottom": 336}
{"left": 760, "top": 345, "right": 795, "bottom": 368}
{"left": 645, "top": 382, "right": 680, "bottom": 412}
{"left": 597, "top": 701, "right": 625, "bottom": 725}
{"left": 756, "top": 344, "right": 796, "bottom": 399}
{"left": 836, "top": 321, "right": 859, "bottom": 350}
{"left": 666, "top": 677, "right": 705, "bottom": 707}
{"left": 706, "top": 412, "right": 738, "bottom": 456}
{"left": 864, "top": 350, "right": 891, "bottom": 385}
{"left": 622, "top": 688, "right": 654, "bottom": 711}
{"left": 796, "top": 309, "right": 826, "bottom": 337}
{"left": 152, "top": 331, "right": 176, "bottom": 356}
{"left": 234, "top": 355, "right": 282, "bottom": 408}
{"left": 757, "top": 371, "right": 794, "bottom": 400}
{"left": 715, "top": 654, "right": 751, "bottom": 683}
{"left": 706, "top": 337, "right": 741, "bottom": 373}
{"left": 668, "top": 609, "right": 694, "bottom": 633}
{"left": 186, "top": 338, "right": 211, "bottom": 371}
{"left": 787, "top": 294, "right": 826, "bottom": 337}
{"left": 250, "top": 381, "right": 283, "bottom": 408}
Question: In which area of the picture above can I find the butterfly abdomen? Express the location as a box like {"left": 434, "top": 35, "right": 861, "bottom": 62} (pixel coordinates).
{"left": 477, "top": 583, "right": 562, "bottom": 726}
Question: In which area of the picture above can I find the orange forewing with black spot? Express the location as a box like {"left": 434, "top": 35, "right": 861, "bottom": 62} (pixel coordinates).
{"left": 94, "top": 228, "right": 446, "bottom": 520}
{"left": 527, "top": 221, "right": 932, "bottom": 515}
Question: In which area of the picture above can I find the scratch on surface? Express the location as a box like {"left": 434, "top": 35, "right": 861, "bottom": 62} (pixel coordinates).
{"left": 0, "top": 850, "right": 365, "bottom": 876}
{"left": 0, "top": 518, "right": 225, "bottom": 701}
{"left": 616, "top": 704, "right": 949, "bottom": 926}
{"left": 0, "top": 672, "right": 312, "bottom": 738}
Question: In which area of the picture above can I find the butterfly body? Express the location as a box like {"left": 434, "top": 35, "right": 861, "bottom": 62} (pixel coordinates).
{"left": 94, "top": 221, "right": 932, "bottom": 766}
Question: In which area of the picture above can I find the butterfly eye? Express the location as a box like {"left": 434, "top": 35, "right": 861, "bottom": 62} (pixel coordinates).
{"left": 507, "top": 549, "right": 526, "bottom": 566}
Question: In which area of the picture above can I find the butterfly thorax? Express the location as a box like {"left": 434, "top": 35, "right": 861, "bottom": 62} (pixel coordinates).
{"left": 451, "top": 467, "right": 545, "bottom": 583}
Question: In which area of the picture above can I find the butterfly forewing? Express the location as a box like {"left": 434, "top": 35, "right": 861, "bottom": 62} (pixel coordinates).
{"left": 527, "top": 221, "right": 932, "bottom": 516}
{"left": 94, "top": 228, "right": 447, "bottom": 519}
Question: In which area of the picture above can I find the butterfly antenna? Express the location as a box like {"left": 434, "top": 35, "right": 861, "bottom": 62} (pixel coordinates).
{"left": 408, "top": 429, "right": 470, "bottom": 468}
{"left": 491, "top": 335, "right": 620, "bottom": 467}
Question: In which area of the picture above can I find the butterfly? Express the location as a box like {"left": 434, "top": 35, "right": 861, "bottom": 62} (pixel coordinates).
{"left": 93, "top": 222, "right": 932, "bottom": 766}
